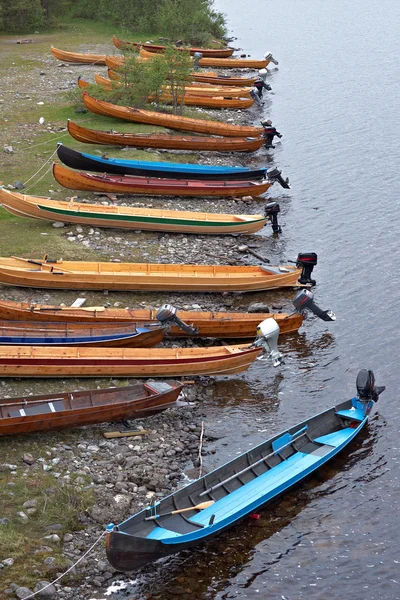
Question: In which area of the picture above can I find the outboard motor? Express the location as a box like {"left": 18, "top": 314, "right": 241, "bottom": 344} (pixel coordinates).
{"left": 355, "top": 369, "right": 385, "bottom": 415}
{"left": 264, "top": 52, "right": 279, "bottom": 65}
{"left": 261, "top": 119, "right": 283, "bottom": 149}
{"left": 252, "top": 318, "right": 283, "bottom": 367}
{"left": 292, "top": 289, "right": 335, "bottom": 322}
{"left": 267, "top": 167, "right": 290, "bottom": 189}
{"left": 258, "top": 68, "right": 268, "bottom": 82}
{"left": 193, "top": 52, "right": 203, "bottom": 69}
{"left": 156, "top": 304, "right": 198, "bottom": 335}
{"left": 296, "top": 252, "right": 318, "bottom": 286}
{"left": 265, "top": 201, "right": 282, "bottom": 234}
{"left": 250, "top": 88, "right": 263, "bottom": 107}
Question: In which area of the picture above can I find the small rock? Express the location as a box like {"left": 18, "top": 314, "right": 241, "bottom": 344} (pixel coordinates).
{"left": 52, "top": 222, "right": 65, "bottom": 228}
{"left": 13, "top": 181, "right": 24, "bottom": 189}
{"left": 23, "top": 499, "right": 37, "bottom": 509}
{"left": 15, "top": 588, "right": 34, "bottom": 599}
{"left": 33, "top": 580, "right": 56, "bottom": 599}
{"left": 247, "top": 302, "right": 270, "bottom": 313}
{"left": 3, "top": 558, "right": 14, "bottom": 567}
{"left": 43, "top": 534, "right": 61, "bottom": 543}
{"left": 63, "top": 533, "right": 73, "bottom": 542}
{"left": 22, "top": 453, "right": 36, "bottom": 465}
{"left": 17, "top": 511, "right": 28, "bottom": 523}
{"left": 4, "top": 145, "right": 14, "bottom": 154}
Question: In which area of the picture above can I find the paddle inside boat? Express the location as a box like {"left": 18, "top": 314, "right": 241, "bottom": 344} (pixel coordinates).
{"left": 106, "top": 370, "right": 385, "bottom": 571}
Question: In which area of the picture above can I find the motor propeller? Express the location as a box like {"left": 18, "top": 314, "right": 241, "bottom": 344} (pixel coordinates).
{"left": 156, "top": 304, "right": 198, "bottom": 335}
{"left": 292, "top": 289, "right": 336, "bottom": 322}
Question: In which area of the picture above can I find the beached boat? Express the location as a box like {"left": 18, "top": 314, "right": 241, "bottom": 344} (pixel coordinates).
{"left": 140, "top": 48, "right": 276, "bottom": 69}
{"left": 106, "top": 370, "right": 385, "bottom": 571}
{"left": 0, "top": 253, "right": 317, "bottom": 292}
{"left": 0, "top": 320, "right": 164, "bottom": 347}
{"left": 0, "top": 380, "right": 184, "bottom": 436}
{"left": 91, "top": 75, "right": 254, "bottom": 108}
{"left": 51, "top": 46, "right": 107, "bottom": 65}
{"left": 112, "top": 36, "right": 234, "bottom": 58}
{"left": 52, "top": 162, "right": 272, "bottom": 197}
{"left": 82, "top": 93, "right": 264, "bottom": 138}
{"left": 106, "top": 70, "right": 251, "bottom": 97}
{"left": 56, "top": 144, "right": 267, "bottom": 181}
{"left": 0, "top": 189, "right": 269, "bottom": 235}
{"left": 67, "top": 119, "right": 265, "bottom": 153}
{"left": 0, "top": 344, "right": 261, "bottom": 378}
{"left": 0, "top": 299, "right": 305, "bottom": 338}
{"left": 106, "top": 56, "right": 258, "bottom": 86}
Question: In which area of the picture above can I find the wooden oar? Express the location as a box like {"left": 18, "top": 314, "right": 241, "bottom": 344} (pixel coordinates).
{"left": 11, "top": 256, "right": 73, "bottom": 274}
{"left": 145, "top": 500, "right": 214, "bottom": 520}
{"left": 32, "top": 306, "right": 106, "bottom": 312}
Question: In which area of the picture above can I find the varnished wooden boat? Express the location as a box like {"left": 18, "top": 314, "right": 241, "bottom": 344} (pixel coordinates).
{"left": 106, "top": 370, "right": 384, "bottom": 571}
{"left": 67, "top": 119, "right": 265, "bottom": 152}
{"left": 0, "top": 380, "right": 184, "bottom": 436}
{"left": 0, "top": 300, "right": 304, "bottom": 338}
{"left": 101, "top": 72, "right": 252, "bottom": 98}
{"left": 0, "top": 344, "right": 261, "bottom": 378}
{"left": 112, "top": 36, "right": 234, "bottom": 58}
{"left": 140, "top": 48, "right": 273, "bottom": 69}
{"left": 106, "top": 57, "right": 257, "bottom": 86}
{"left": 52, "top": 162, "right": 272, "bottom": 197}
{"left": 0, "top": 320, "right": 164, "bottom": 347}
{"left": 0, "top": 256, "right": 311, "bottom": 292}
{"left": 0, "top": 189, "right": 268, "bottom": 235}
{"left": 91, "top": 74, "right": 254, "bottom": 109}
{"left": 82, "top": 93, "right": 264, "bottom": 137}
{"left": 56, "top": 144, "right": 267, "bottom": 181}
{"left": 51, "top": 46, "right": 107, "bottom": 65}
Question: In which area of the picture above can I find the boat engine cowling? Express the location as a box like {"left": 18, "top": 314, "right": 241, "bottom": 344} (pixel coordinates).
{"left": 253, "top": 318, "right": 283, "bottom": 367}
{"left": 265, "top": 202, "right": 282, "bottom": 233}
{"left": 258, "top": 68, "right": 268, "bottom": 81}
{"left": 261, "top": 120, "right": 283, "bottom": 149}
{"left": 267, "top": 168, "right": 290, "bottom": 189}
{"left": 356, "top": 369, "right": 385, "bottom": 403}
{"left": 292, "top": 289, "right": 335, "bottom": 321}
{"left": 156, "top": 304, "right": 198, "bottom": 335}
{"left": 296, "top": 252, "right": 317, "bottom": 286}
{"left": 264, "top": 52, "right": 279, "bottom": 65}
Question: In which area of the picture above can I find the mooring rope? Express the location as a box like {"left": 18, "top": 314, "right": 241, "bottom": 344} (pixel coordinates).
{"left": 23, "top": 148, "right": 58, "bottom": 186}
{"left": 22, "top": 529, "right": 107, "bottom": 599}
{"left": 198, "top": 420, "right": 205, "bottom": 477}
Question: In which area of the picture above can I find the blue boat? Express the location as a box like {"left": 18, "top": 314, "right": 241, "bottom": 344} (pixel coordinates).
{"left": 106, "top": 369, "right": 384, "bottom": 571}
{"left": 56, "top": 144, "right": 268, "bottom": 181}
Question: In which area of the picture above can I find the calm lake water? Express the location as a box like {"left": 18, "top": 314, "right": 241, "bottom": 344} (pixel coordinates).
{"left": 112, "top": 0, "right": 400, "bottom": 598}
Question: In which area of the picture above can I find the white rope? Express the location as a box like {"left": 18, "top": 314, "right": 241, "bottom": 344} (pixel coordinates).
{"left": 22, "top": 166, "right": 53, "bottom": 194}
{"left": 22, "top": 529, "right": 107, "bottom": 599}
{"left": 198, "top": 420, "right": 205, "bottom": 477}
{"left": 23, "top": 148, "right": 58, "bottom": 186}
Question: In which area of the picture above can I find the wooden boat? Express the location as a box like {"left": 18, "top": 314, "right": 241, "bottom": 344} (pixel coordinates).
{"left": 140, "top": 48, "right": 273, "bottom": 69}
{"left": 90, "top": 75, "right": 253, "bottom": 109}
{"left": 0, "top": 344, "right": 262, "bottom": 378}
{"left": 51, "top": 46, "right": 107, "bottom": 65}
{"left": 0, "top": 299, "right": 305, "bottom": 338}
{"left": 0, "top": 255, "right": 313, "bottom": 292}
{"left": 106, "top": 370, "right": 385, "bottom": 571}
{"left": 82, "top": 93, "right": 265, "bottom": 138}
{"left": 107, "top": 70, "right": 251, "bottom": 97}
{"left": 0, "top": 380, "right": 184, "bottom": 436}
{"left": 52, "top": 162, "right": 272, "bottom": 197}
{"left": 112, "top": 36, "right": 234, "bottom": 58}
{"left": 0, "top": 320, "right": 164, "bottom": 347}
{"left": 0, "top": 189, "right": 268, "bottom": 235}
{"left": 56, "top": 144, "right": 267, "bottom": 181}
{"left": 106, "top": 56, "right": 258, "bottom": 86}
{"left": 67, "top": 119, "right": 266, "bottom": 153}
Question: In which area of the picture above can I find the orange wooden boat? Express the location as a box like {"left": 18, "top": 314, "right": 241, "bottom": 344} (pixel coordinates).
{"left": 105, "top": 56, "right": 257, "bottom": 86}
{"left": 82, "top": 93, "right": 265, "bottom": 137}
{"left": 0, "top": 255, "right": 314, "bottom": 293}
{"left": 51, "top": 46, "right": 107, "bottom": 65}
{"left": 99, "top": 72, "right": 252, "bottom": 97}
{"left": 112, "top": 36, "right": 234, "bottom": 58}
{"left": 0, "top": 300, "right": 304, "bottom": 338}
{"left": 67, "top": 119, "right": 266, "bottom": 152}
{"left": 52, "top": 162, "right": 272, "bottom": 197}
{"left": 0, "top": 344, "right": 261, "bottom": 378}
{"left": 0, "top": 188, "right": 268, "bottom": 235}
{"left": 0, "top": 380, "right": 184, "bottom": 436}
{"left": 0, "top": 320, "right": 165, "bottom": 347}
{"left": 140, "top": 48, "right": 274, "bottom": 69}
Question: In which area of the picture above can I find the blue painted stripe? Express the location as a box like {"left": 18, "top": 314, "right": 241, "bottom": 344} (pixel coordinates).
{"left": 0, "top": 332, "right": 139, "bottom": 345}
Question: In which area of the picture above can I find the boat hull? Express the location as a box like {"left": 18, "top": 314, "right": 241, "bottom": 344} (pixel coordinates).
{"left": 0, "top": 300, "right": 304, "bottom": 338}
{"left": 140, "top": 48, "right": 270, "bottom": 69}
{"left": 0, "top": 345, "right": 260, "bottom": 378}
{"left": 0, "top": 189, "right": 268, "bottom": 235}
{"left": 67, "top": 119, "right": 265, "bottom": 152}
{"left": 53, "top": 162, "right": 271, "bottom": 197}
{"left": 0, "top": 381, "right": 183, "bottom": 435}
{"left": 112, "top": 36, "right": 235, "bottom": 58}
{"left": 51, "top": 46, "right": 106, "bottom": 65}
{"left": 82, "top": 93, "right": 264, "bottom": 137}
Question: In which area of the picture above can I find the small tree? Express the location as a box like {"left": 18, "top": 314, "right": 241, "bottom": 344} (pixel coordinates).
{"left": 162, "top": 45, "right": 193, "bottom": 114}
